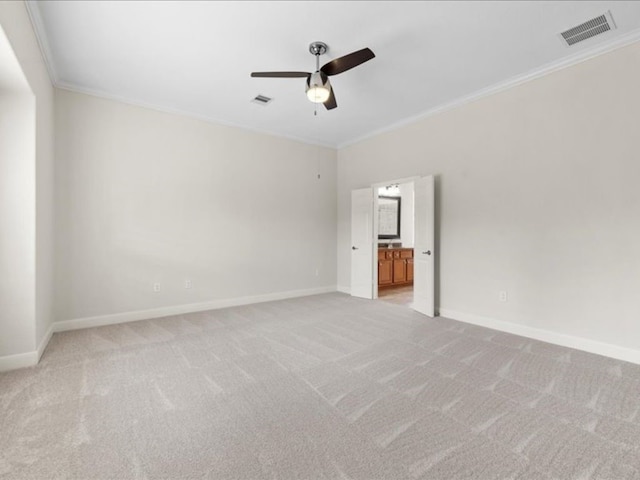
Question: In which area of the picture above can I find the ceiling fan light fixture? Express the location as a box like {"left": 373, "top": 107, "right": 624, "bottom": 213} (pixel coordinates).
{"left": 306, "top": 85, "right": 330, "bottom": 103}
{"left": 306, "top": 72, "right": 331, "bottom": 103}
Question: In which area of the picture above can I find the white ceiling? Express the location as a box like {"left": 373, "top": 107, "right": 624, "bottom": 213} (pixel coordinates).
{"left": 27, "top": 1, "right": 640, "bottom": 147}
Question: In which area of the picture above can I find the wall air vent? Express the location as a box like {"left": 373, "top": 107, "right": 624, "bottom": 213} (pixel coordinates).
{"left": 251, "top": 94, "right": 273, "bottom": 106}
{"left": 560, "top": 11, "right": 616, "bottom": 46}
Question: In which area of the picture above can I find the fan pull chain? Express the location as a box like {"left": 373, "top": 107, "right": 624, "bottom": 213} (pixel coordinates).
{"left": 314, "top": 51, "right": 320, "bottom": 116}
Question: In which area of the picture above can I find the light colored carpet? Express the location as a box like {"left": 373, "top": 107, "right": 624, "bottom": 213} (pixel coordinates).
{"left": 1, "top": 293, "right": 640, "bottom": 479}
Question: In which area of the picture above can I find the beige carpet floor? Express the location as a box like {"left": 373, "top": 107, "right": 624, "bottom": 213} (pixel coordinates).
{"left": 1, "top": 293, "right": 640, "bottom": 479}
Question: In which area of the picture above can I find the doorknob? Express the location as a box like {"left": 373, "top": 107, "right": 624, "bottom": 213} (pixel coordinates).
{"left": 352, "top": 246, "right": 359, "bottom": 250}
{"left": 422, "top": 250, "right": 431, "bottom": 255}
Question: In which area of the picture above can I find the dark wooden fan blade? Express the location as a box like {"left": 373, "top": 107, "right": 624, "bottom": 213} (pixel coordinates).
{"left": 323, "top": 88, "right": 337, "bottom": 110}
{"left": 251, "top": 72, "right": 310, "bottom": 78}
{"left": 320, "top": 48, "right": 375, "bottom": 76}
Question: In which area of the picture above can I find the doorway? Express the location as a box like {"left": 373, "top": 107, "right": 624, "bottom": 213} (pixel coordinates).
{"left": 350, "top": 175, "right": 435, "bottom": 317}
{"left": 376, "top": 182, "right": 415, "bottom": 307}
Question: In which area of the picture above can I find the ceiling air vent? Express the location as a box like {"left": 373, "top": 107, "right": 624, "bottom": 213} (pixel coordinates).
{"left": 251, "top": 94, "right": 273, "bottom": 106}
{"left": 560, "top": 11, "right": 616, "bottom": 46}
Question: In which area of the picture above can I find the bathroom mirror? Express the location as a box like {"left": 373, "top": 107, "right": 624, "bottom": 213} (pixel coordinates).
{"left": 378, "top": 196, "right": 401, "bottom": 239}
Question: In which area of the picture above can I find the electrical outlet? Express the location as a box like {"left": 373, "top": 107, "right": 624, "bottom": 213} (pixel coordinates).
{"left": 315, "top": 268, "right": 319, "bottom": 277}
{"left": 153, "top": 283, "right": 161, "bottom": 292}
{"left": 499, "top": 291, "right": 508, "bottom": 302}
{"left": 185, "top": 279, "right": 192, "bottom": 289}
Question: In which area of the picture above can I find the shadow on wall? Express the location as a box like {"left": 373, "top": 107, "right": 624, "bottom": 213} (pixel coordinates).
{"left": 0, "top": 25, "right": 37, "bottom": 362}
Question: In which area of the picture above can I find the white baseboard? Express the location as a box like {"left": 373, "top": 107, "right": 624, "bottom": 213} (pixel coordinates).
{"left": 37, "top": 323, "right": 54, "bottom": 361}
{"left": 439, "top": 308, "right": 640, "bottom": 365}
{"left": 16, "top": 290, "right": 637, "bottom": 371}
{"left": 336, "top": 285, "right": 351, "bottom": 294}
{"left": 0, "top": 350, "right": 38, "bottom": 372}
{"left": 54, "top": 285, "right": 337, "bottom": 333}
{"left": 0, "top": 286, "right": 338, "bottom": 372}
{"left": 0, "top": 323, "right": 55, "bottom": 372}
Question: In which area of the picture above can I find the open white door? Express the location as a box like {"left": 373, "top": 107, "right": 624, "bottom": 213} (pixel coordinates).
{"left": 413, "top": 176, "right": 435, "bottom": 316}
{"left": 350, "top": 188, "right": 374, "bottom": 299}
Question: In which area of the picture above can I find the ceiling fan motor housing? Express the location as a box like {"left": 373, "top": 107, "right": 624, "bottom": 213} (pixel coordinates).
{"left": 307, "top": 71, "right": 329, "bottom": 89}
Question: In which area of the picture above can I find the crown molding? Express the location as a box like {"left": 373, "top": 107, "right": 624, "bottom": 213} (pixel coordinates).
{"left": 338, "top": 28, "right": 640, "bottom": 149}
{"left": 24, "top": 0, "right": 58, "bottom": 84}
{"left": 23, "top": 0, "right": 640, "bottom": 151}
{"left": 54, "top": 82, "right": 336, "bottom": 150}
{"left": 25, "top": 0, "right": 334, "bottom": 149}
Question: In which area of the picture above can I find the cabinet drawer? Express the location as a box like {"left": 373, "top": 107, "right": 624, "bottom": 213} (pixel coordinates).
{"left": 379, "top": 249, "right": 414, "bottom": 264}
{"left": 400, "top": 249, "right": 413, "bottom": 259}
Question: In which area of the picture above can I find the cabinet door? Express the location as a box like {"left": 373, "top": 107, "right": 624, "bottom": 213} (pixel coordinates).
{"left": 378, "top": 259, "right": 393, "bottom": 285}
{"left": 407, "top": 258, "right": 414, "bottom": 282}
{"left": 393, "top": 259, "right": 407, "bottom": 283}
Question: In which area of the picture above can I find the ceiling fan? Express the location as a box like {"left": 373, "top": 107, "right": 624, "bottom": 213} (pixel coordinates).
{"left": 250, "top": 42, "right": 375, "bottom": 111}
